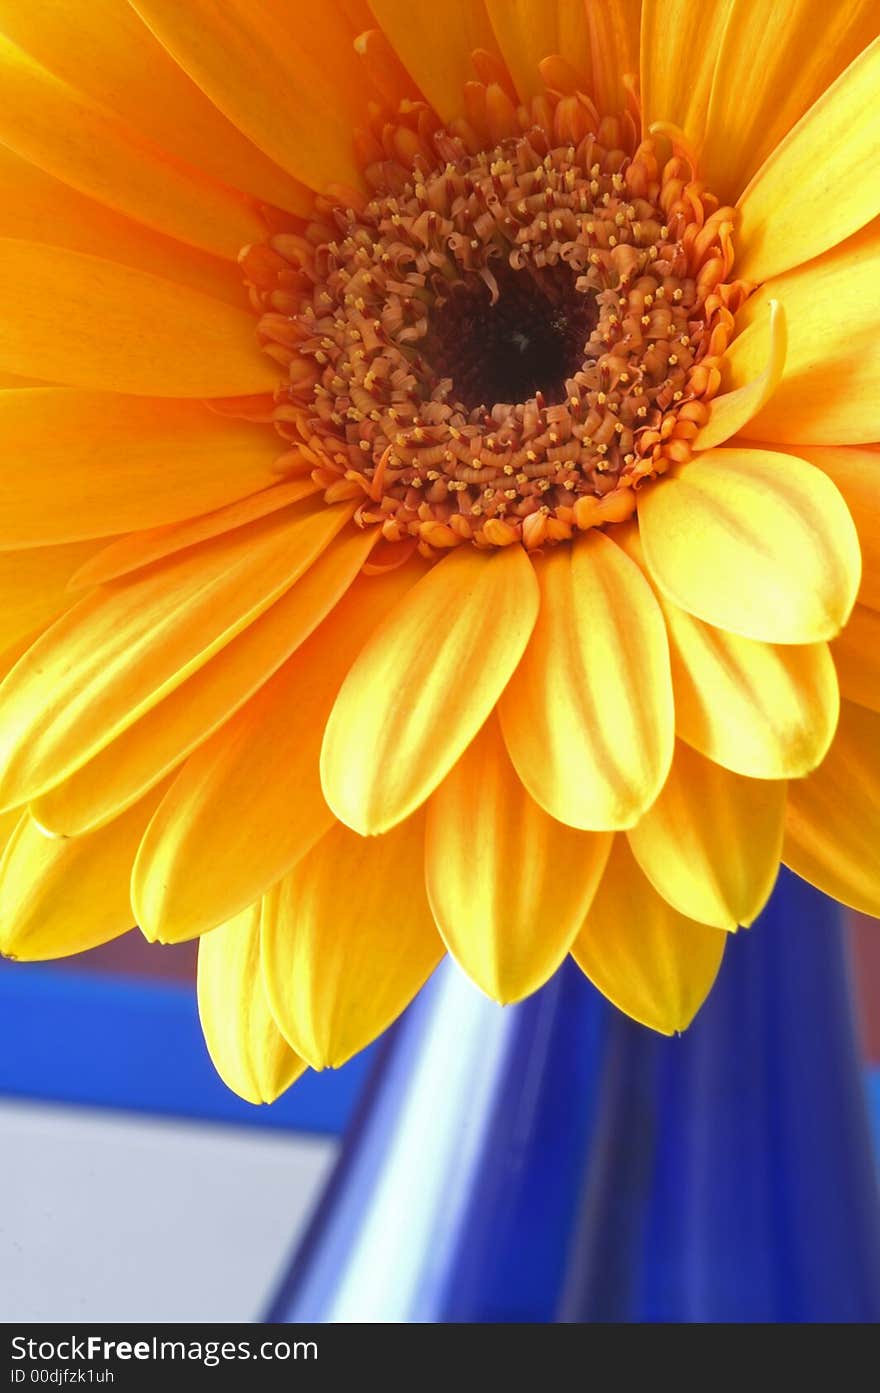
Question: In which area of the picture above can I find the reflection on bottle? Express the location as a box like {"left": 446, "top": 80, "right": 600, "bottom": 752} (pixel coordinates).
{"left": 267, "top": 869, "right": 880, "bottom": 1323}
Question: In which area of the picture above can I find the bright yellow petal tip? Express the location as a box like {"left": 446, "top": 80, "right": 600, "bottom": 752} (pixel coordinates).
{"left": 197, "top": 902, "right": 306, "bottom": 1106}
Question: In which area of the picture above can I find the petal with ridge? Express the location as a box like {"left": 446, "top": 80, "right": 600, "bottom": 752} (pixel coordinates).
{"left": 322, "top": 545, "right": 539, "bottom": 835}
{"left": 627, "top": 741, "right": 784, "bottom": 930}
{"left": 426, "top": 716, "right": 611, "bottom": 1002}
{"left": 638, "top": 448, "right": 861, "bottom": 643}
{"left": 197, "top": 902, "right": 306, "bottom": 1105}
{"left": 499, "top": 530, "right": 674, "bottom": 830}
{"left": 573, "top": 837, "right": 726, "bottom": 1034}
{"left": 262, "top": 817, "right": 443, "bottom": 1070}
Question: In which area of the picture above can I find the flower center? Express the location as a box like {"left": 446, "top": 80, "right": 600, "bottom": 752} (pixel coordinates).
{"left": 425, "top": 262, "right": 597, "bottom": 412}
{"left": 244, "top": 104, "right": 748, "bottom": 556}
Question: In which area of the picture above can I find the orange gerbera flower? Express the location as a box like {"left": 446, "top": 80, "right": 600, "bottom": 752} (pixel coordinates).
{"left": 0, "top": 1, "right": 878, "bottom": 1104}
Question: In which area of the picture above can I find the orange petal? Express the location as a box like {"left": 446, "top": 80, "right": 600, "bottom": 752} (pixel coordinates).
{"left": 791, "top": 445, "right": 880, "bottom": 610}
{"left": 485, "top": 1, "right": 590, "bottom": 101}
{"left": 131, "top": 0, "right": 374, "bottom": 191}
{"left": 572, "top": 837, "right": 726, "bottom": 1034}
{"left": 0, "top": 143, "right": 249, "bottom": 308}
{"left": 628, "top": 741, "right": 784, "bottom": 930}
{"left": 367, "top": 0, "right": 503, "bottom": 120}
{"left": 0, "top": 0, "right": 311, "bottom": 215}
{"left": 426, "top": 716, "right": 611, "bottom": 1003}
{"left": 784, "top": 700, "right": 880, "bottom": 916}
{"left": 132, "top": 562, "right": 418, "bottom": 943}
{"left": 638, "top": 448, "right": 861, "bottom": 643}
{"left": 0, "top": 538, "right": 100, "bottom": 654}
{"left": 584, "top": 0, "right": 640, "bottom": 114}
{"left": 0, "top": 370, "right": 47, "bottom": 388}
{"left": 0, "top": 240, "right": 277, "bottom": 397}
{"left": 725, "top": 220, "right": 880, "bottom": 445}
{"left": 499, "top": 530, "right": 674, "bottom": 830}
{"left": 340, "top": 0, "right": 375, "bottom": 26}
{"left": 831, "top": 605, "right": 880, "bottom": 714}
{"left": 321, "top": 544, "right": 539, "bottom": 835}
{"left": 0, "top": 389, "right": 281, "bottom": 548}
{"left": 0, "top": 504, "right": 353, "bottom": 809}
{"left": 639, "top": 0, "right": 732, "bottom": 144}
{"left": 0, "top": 784, "right": 166, "bottom": 961}
{"left": 353, "top": 27, "right": 421, "bottom": 109}
{"left": 261, "top": 816, "right": 443, "bottom": 1070}
{"left": 693, "top": 300, "right": 786, "bottom": 451}
{"left": 32, "top": 527, "right": 379, "bottom": 837}
{"left": 71, "top": 480, "right": 318, "bottom": 589}
{"left": 0, "top": 34, "right": 263, "bottom": 259}
{"left": 197, "top": 902, "right": 306, "bottom": 1105}
{"left": 736, "top": 36, "right": 880, "bottom": 281}
{"left": 699, "top": 0, "right": 880, "bottom": 202}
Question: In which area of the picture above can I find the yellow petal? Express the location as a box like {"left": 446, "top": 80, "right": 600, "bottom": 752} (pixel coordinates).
{"left": 132, "top": 562, "right": 417, "bottom": 943}
{"left": 693, "top": 300, "right": 786, "bottom": 451}
{"left": 0, "top": 0, "right": 311, "bottom": 215}
{"left": 0, "top": 806, "right": 21, "bottom": 860}
{"left": 831, "top": 605, "right": 880, "bottom": 713}
{"left": 0, "top": 390, "right": 280, "bottom": 548}
{"left": 618, "top": 517, "right": 840, "bottom": 779}
{"left": 638, "top": 448, "right": 861, "bottom": 643}
{"left": 32, "top": 527, "right": 378, "bottom": 837}
{"left": 71, "top": 480, "right": 317, "bottom": 589}
{"left": 725, "top": 220, "right": 880, "bottom": 445}
{"left": 639, "top": 0, "right": 733, "bottom": 144}
{"left": 197, "top": 902, "right": 306, "bottom": 1105}
{"left": 666, "top": 603, "right": 838, "bottom": 780}
{"left": 485, "top": 1, "right": 589, "bottom": 101}
{"left": 0, "top": 538, "right": 100, "bottom": 653}
{"left": 426, "top": 716, "right": 611, "bottom": 1003}
{"left": 792, "top": 445, "right": 880, "bottom": 610}
{"left": 628, "top": 742, "right": 784, "bottom": 930}
{"left": 736, "top": 36, "right": 880, "bottom": 282}
{"left": 700, "top": 0, "right": 880, "bottom": 202}
{"left": 0, "top": 240, "right": 277, "bottom": 397}
{"left": 0, "top": 785, "right": 165, "bottom": 961}
{"left": 499, "top": 530, "right": 673, "bottom": 830}
{"left": 0, "top": 34, "right": 263, "bottom": 259}
{"left": 368, "top": 0, "right": 502, "bottom": 120}
{"left": 262, "top": 817, "right": 443, "bottom": 1070}
{"left": 0, "top": 144, "right": 250, "bottom": 309}
{"left": 0, "top": 504, "right": 353, "bottom": 809}
{"left": 132, "top": 0, "right": 373, "bottom": 191}
{"left": 584, "top": 0, "right": 640, "bottom": 113}
{"left": 572, "top": 837, "right": 726, "bottom": 1034}
{"left": 321, "top": 544, "right": 539, "bottom": 836}
{"left": 784, "top": 700, "right": 880, "bottom": 916}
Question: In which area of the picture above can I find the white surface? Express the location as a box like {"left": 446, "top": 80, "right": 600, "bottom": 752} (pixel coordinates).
{"left": 0, "top": 1100, "right": 336, "bottom": 1322}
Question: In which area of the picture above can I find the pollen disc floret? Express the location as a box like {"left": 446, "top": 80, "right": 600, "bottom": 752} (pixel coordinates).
{"left": 246, "top": 120, "right": 749, "bottom": 555}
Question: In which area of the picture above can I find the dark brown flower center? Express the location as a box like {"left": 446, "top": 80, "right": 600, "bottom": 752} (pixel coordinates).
{"left": 426, "top": 262, "right": 598, "bottom": 412}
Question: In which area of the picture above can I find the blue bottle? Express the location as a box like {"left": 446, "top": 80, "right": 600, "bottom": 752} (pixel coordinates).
{"left": 267, "top": 870, "right": 880, "bottom": 1322}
